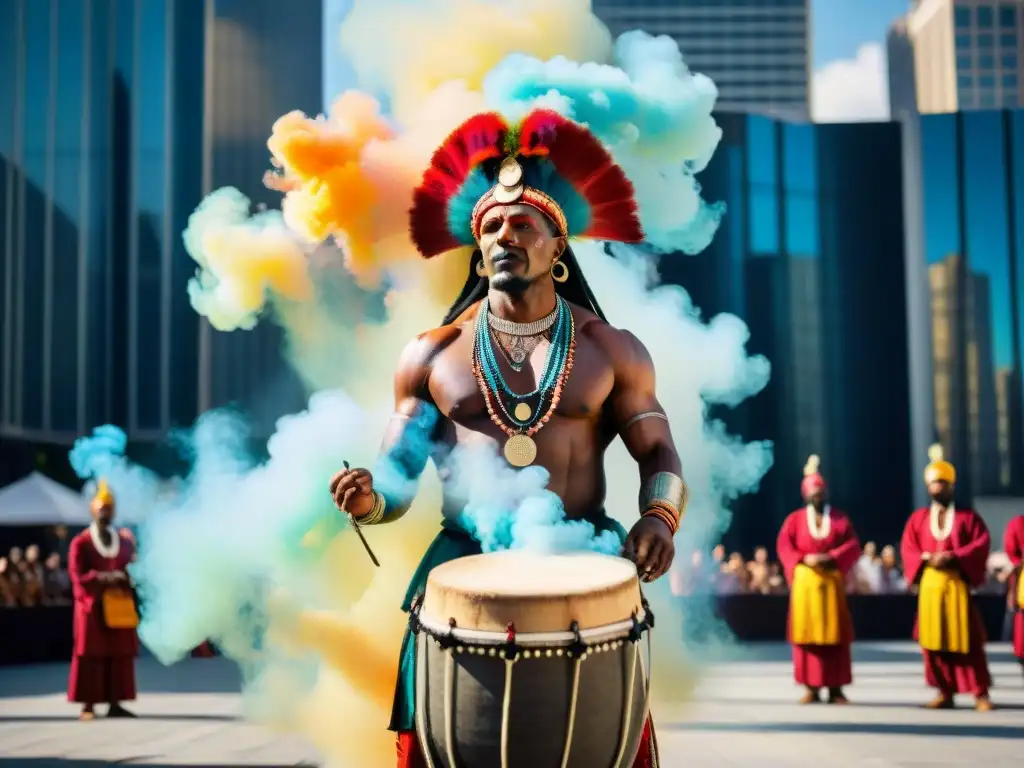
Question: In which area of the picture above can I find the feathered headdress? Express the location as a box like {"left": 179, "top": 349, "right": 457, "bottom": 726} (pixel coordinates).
{"left": 924, "top": 443, "right": 956, "bottom": 485}
{"left": 801, "top": 454, "right": 826, "bottom": 497}
{"left": 409, "top": 109, "right": 644, "bottom": 258}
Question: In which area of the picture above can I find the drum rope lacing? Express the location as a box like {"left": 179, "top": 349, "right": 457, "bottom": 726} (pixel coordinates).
{"left": 410, "top": 596, "right": 656, "bottom": 768}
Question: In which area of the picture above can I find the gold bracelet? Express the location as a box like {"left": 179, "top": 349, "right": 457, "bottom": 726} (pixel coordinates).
{"left": 358, "top": 492, "right": 387, "bottom": 525}
{"left": 638, "top": 472, "right": 688, "bottom": 521}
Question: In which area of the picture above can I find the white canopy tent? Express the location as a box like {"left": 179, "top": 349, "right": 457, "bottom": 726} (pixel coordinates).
{"left": 0, "top": 472, "right": 91, "bottom": 526}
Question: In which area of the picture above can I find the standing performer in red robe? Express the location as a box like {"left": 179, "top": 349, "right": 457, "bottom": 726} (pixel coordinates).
{"left": 1003, "top": 513, "right": 1024, "bottom": 673}
{"left": 67, "top": 480, "right": 140, "bottom": 720}
{"left": 900, "top": 444, "right": 993, "bottom": 710}
{"left": 776, "top": 455, "right": 861, "bottom": 704}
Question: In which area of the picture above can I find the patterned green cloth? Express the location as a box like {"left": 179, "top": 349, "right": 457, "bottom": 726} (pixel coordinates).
{"left": 387, "top": 515, "right": 628, "bottom": 732}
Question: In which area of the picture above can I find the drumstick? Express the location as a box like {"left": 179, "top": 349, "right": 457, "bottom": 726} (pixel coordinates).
{"left": 342, "top": 461, "right": 381, "bottom": 568}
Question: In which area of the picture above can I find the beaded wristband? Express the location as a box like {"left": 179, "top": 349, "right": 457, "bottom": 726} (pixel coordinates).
{"left": 642, "top": 504, "right": 679, "bottom": 536}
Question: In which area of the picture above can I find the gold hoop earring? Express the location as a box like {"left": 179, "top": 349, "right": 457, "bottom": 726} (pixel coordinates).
{"left": 475, "top": 260, "right": 488, "bottom": 277}
{"left": 551, "top": 260, "right": 569, "bottom": 283}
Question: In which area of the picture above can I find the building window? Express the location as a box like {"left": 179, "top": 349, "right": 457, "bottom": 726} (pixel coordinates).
{"left": 956, "top": 7, "right": 972, "bottom": 27}
{"left": 958, "top": 54, "right": 973, "bottom": 70}
{"left": 1006, "top": 92, "right": 1019, "bottom": 107}
{"left": 1000, "top": 4, "right": 1017, "bottom": 28}
{"left": 1003, "top": 53, "right": 1018, "bottom": 68}
{"left": 959, "top": 74, "right": 975, "bottom": 88}
{"left": 1004, "top": 73, "right": 1018, "bottom": 88}
{"left": 978, "top": 33, "right": 995, "bottom": 47}
{"left": 980, "top": 92, "right": 997, "bottom": 108}
{"left": 957, "top": 33, "right": 972, "bottom": 48}
{"left": 1001, "top": 32, "right": 1017, "bottom": 47}
{"left": 978, "top": 6, "right": 995, "bottom": 28}
{"left": 981, "top": 74, "right": 996, "bottom": 88}
{"left": 980, "top": 54, "right": 995, "bottom": 69}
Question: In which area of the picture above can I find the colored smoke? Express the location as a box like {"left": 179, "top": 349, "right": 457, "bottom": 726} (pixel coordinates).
{"left": 70, "top": 1, "right": 773, "bottom": 764}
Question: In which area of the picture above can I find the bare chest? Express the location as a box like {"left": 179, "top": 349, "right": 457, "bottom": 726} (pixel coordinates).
{"left": 428, "top": 328, "right": 614, "bottom": 429}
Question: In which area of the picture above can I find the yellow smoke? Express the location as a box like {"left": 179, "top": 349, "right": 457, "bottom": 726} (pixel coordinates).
{"left": 175, "top": 2, "right": 711, "bottom": 766}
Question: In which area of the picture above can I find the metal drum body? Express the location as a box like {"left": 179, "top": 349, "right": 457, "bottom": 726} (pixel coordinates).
{"left": 410, "top": 551, "right": 653, "bottom": 768}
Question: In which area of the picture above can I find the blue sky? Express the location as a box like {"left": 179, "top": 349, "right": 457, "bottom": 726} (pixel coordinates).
{"left": 812, "top": 0, "right": 909, "bottom": 67}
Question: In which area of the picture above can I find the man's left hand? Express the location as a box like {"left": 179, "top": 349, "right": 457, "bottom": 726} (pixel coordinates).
{"left": 623, "top": 516, "right": 675, "bottom": 583}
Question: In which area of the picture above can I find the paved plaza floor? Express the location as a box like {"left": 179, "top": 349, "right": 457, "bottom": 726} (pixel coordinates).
{"left": 0, "top": 642, "right": 1021, "bottom": 767}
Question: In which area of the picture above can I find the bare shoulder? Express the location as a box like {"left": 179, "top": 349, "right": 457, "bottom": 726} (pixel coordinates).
{"left": 394, "top": 304, "right": 477, "bottom": 399}
{"left": 570, "top": 302, "right": 651, "bottom": 369}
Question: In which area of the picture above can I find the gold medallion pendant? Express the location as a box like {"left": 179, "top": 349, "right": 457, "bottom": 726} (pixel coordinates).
{"left": 513, "top": 402, "right": 532, "bottom": 421}
{"left": 503, "top": 433, "right": 538, "bottom": 467}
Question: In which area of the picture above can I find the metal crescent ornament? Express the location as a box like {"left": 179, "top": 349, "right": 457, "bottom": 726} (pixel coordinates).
{"left": 498, "top": 157, "right": 524, "bottom": 187}
{"left": 493, "top": 183, "right": 525, "bottom": 204}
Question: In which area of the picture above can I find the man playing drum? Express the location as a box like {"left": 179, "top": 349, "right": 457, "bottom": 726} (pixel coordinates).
{"left": 330, "top": 110, "right": 687, "bottom": 768}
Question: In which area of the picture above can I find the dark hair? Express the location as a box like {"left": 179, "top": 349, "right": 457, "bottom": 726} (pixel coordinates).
{"left": 440, "top": 245, "right": 607, "bottom": 325}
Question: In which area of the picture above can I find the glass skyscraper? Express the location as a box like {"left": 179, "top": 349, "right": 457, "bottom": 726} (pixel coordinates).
{"left": 905, "top": 110, "right": 1024, "bottom": 504}
{"left": 0, "top": 0, "right": 322, "bottom": 448}
{"left": 592, "top": 0, "right": 810, "bottom": 120}
{"left": 678, "top": 113, "right": 912, "bottom": 551}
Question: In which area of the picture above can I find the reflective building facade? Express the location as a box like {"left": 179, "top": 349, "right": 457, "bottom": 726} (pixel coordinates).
{"left": 904, "top": 110, "right": 1024, "bottom": 503}
{"left": 678, "top": 114, "right": 912, "bottom": 550}
{"left": 592, "top": 0, "right": 810, "bottom": 120}
{"left": 0, "top": 0, "right": 322, "bottom": 445}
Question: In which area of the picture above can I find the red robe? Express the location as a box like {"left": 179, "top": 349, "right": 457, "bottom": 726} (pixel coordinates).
{"left": 396, "top": 719, "right": 660, "bottom": 768}
{"left": 776, "top": 506, "right": 861, "bottom": 688}
{"left": 67, "top": 528, "right": 139, "bottom": 704}
{"left": 1004, "top": 515, "right": 1024, "bottom": 661}
{"left": 900, "top": 507, "right": 992, "bottom": 695}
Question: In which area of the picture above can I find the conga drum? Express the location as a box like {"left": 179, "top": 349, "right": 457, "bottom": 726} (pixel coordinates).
{"left": 410, "top": 550, "right": 653, "bottom": 768}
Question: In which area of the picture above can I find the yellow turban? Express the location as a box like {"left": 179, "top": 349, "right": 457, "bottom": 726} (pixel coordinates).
{"left": 92, "top": 479, "right": 114, "bottom": 505}
{"left": 923, "top": 444, "right": 956, "bottom": 485}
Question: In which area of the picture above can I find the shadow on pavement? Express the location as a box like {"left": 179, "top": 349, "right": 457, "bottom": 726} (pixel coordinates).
{"left": 662, "top": 720, "right": 1024, "bottom": 739}
{"left": 0, "top": 658, "right": 242, "bottom": 699}
{"left": 0, "top": 713, "right": 237, "bottom": 723}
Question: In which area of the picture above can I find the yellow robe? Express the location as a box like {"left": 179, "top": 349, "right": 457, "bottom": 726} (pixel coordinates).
{"left": 917, "top": 566, "right": 971, "bottom": 654}
{"left": 790, "top": 563, "right": 846, "bottom": 646}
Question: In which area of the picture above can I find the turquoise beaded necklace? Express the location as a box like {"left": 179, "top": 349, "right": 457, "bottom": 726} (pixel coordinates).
{"left": 473, "top": 296, "right": 573, "bottom": 431}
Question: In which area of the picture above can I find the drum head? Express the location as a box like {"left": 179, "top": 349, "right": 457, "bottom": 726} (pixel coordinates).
{"left": 423, "top": 551, "right": 642, "bottom": 634}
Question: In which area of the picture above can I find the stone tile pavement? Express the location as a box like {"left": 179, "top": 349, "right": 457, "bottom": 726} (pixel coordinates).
{"left": 0, "top": 642, "right": 1021, "bottom": 767}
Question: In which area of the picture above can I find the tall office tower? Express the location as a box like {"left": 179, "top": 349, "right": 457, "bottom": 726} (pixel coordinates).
{"left": 199, "top": 0, "right": 324, "bottom": 435}
{"left": 888, "top": 18, "right": 920, "bottom": 118}
{"left": 907, "top": 0, "right": 1024, "bottom": 112}
{"left": 591, "top": 0, "right": 811, "bottom": 120}
{"left": 0, "top": 0, "right": 322, "bottom": 445}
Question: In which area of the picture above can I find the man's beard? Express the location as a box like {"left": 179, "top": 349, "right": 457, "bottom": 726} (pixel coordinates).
{"left": 490, "top": 270, "right": 536, "bottom": 296}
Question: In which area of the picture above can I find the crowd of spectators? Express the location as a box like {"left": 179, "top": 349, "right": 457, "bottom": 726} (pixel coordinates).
{"left": 0, "top": 526, "right": 73, "bottom": 607}
{"left": 671, "top": 541, "right": 1017, "bottom": 597}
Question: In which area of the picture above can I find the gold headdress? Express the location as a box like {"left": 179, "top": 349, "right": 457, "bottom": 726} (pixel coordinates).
{"left": 92, "top": 479, "right": 114, "bottom": 506}
{"left": 923, "top": 443, "right": 956, "bottom": 485}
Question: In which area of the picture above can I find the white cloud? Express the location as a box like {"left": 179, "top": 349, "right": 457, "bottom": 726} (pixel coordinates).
{"left": 811, "top": 43, "right": 890, "bottom": 123}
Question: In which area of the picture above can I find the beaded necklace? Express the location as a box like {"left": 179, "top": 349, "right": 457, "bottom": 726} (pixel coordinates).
{"left": 472, "top": 297, "right": 576, "bottom": 466}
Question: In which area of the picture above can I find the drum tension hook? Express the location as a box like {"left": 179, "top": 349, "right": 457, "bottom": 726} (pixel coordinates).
{"left": 408, "top": 594, "right": 424, "bottom": 635}
{"left": 641, "top": 597, "right": 656, "bottom": 629}
{"left": 628, "top": 611, "right": 645, "bottom": 644}
{"left": 437, "top": 618, "right": 458, "bottom": 650}
{"left": 568, "top": 621, "right": 587, "bottom": 658}
{"left": 504, "top": 622, "right": 520, "bottom": 661}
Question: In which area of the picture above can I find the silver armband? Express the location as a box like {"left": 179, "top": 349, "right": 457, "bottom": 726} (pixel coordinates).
{"left": 639, "top": 472, "right": 688, "bottom": 519}
{"left": 621, "top": 411, "right": 669, "bottom": 432}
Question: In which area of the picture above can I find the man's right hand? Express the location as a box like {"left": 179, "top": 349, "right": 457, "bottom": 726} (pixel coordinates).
{"left": 329, "top": 467, "right": 376, "bottom": 518}
{"left": 803, "top": 554, "right": 821, "bottom": 566}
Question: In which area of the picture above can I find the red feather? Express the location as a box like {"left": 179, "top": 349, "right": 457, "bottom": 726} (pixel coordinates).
{"left": 517, "top": 110, "right": 644, "bottom": 243}
{"left": 410, "top": 113, "right": 509, "bottom": 258}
